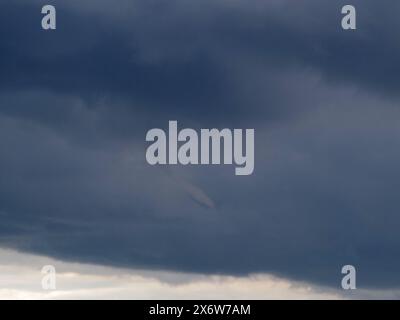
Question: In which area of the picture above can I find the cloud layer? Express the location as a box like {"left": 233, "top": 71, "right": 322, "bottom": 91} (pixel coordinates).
{"left": 1, "top": 0, "right": 400, "bottom": 291}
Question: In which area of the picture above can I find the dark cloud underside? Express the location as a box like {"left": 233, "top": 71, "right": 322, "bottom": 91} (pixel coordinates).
{"left": 0, "top": 0, "right": 400, "bottom": 288}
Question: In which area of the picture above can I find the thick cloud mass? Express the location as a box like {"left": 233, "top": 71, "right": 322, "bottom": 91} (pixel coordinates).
{"left": 1, "top": 0, "right": 400, "bottom": 288}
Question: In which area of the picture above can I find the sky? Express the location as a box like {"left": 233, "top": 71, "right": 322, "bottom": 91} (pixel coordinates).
{"left": 1, "top": 0, "right": 400, "bottom": 299}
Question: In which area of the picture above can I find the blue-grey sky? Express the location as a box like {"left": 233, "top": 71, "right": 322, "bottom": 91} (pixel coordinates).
{"left": 1, "top": 0, "right": 400, "bottom": 292}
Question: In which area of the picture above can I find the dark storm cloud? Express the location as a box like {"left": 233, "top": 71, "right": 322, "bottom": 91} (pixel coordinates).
{"left": 0, "top": 1, "right": 230, "bottom": 122}
{"left": 1, "top": 0, "right": 400, "bottom": 289}
{"left": 2, "top": 0, "right": 400, "bottom": 124}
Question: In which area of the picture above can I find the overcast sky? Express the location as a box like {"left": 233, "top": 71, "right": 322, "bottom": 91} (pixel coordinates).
{"left": 1, "top": 0, "right": 400, "bottom": 299}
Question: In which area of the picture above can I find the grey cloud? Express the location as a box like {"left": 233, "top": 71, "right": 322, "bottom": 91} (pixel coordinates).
{"left": 2, "top": 0, "right": 400, "bottom": 124}
{"left": 1, "top": 0, "right": 400, "bottom": 290}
